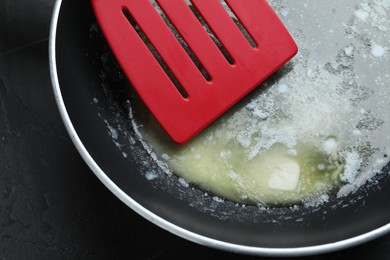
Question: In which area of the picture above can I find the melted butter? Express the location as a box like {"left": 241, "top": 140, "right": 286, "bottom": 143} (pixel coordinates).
{"left": 133, "top": 96, "right": 344, "bottom": 206}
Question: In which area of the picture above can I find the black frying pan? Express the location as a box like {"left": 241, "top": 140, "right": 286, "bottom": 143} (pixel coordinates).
{"left": 49, "top": 0, "right": 390, "bottom": 256}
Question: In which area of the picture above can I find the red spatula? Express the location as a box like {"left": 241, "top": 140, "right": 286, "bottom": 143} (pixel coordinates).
{"left": 91, "top": 0, "right": 298, "bottom": 144}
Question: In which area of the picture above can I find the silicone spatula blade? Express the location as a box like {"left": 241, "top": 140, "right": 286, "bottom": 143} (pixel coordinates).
{"left": 91, "top": 0, "right": 298, "bottom": 143}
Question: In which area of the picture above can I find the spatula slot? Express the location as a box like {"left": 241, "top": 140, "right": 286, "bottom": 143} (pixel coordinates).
{"left": 220, "top": 0, "right": 257, "bottom": 48}
{"left": 122, "top": 8, "right": 189, "bottom": 98}
{"left": 151, "top": 1, "right": 212, "bottom": 81}
{"left": 188, "top": 0, "right": 235, "bottom": 65}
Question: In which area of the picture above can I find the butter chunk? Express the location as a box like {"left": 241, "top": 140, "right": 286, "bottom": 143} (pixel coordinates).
{"left": 268, "top": 161, "right": 300, "bottom": 191}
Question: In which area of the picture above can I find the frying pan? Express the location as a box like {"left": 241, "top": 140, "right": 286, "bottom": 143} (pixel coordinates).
{"left": 49, "top": 0, "right": 390, "bottom": 256}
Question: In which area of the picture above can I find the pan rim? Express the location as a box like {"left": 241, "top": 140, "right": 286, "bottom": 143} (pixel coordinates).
{"left": 48, "top": 0, "right": 390, "bottom": 256}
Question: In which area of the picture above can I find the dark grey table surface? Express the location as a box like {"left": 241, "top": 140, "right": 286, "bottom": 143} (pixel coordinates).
{"left": 1, "top": 0, "right": 390, "bottom": 259}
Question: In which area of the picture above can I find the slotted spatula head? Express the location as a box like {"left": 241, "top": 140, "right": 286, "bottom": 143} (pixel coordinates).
{"left": 91, "top": 0, "right": 298, "bottom": 144}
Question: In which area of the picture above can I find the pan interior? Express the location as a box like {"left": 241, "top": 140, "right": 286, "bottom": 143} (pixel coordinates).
{"left": 53, "top": 0, "right": 390, "bottom": 252}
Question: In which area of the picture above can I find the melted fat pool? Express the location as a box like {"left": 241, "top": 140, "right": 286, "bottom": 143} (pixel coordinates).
{"left": 139, "top": 127, "right": 344, "bottom": 205}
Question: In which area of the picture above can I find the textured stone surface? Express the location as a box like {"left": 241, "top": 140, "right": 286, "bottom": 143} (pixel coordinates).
{"left": 0, "top": 0, "right": 389, "bottom": 259}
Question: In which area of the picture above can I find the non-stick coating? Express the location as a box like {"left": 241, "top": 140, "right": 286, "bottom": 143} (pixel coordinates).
{"left": 51, "top": 0, "right": 390, "bottom": 255}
